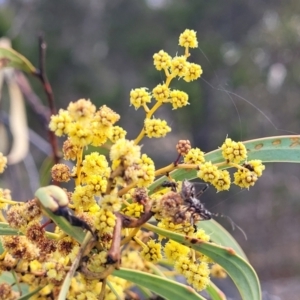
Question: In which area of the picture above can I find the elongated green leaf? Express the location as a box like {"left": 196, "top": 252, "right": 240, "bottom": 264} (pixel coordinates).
{"left": 0, "top": 223, "right": 58, "bottom": 241}
{"left": 113, "top": 268, "right": 206, "bottom": 300}
{"left": 43, "top": 208, "right": 86, "bottom": 243}
{"left": 144, "top": 224, "right": 261, "bottom": 300}
{"left": 39, "top": 157, "right": 54, "bottom": 187}
{"left": 150, "top": 135, "right": 300, "bottom": 193}
{"left": 0, "top": 222, "right": 21, "bottom": 235}
{"left": 0, "top": 271, "right": 16, "bottom": 284}
{"left": 0, "top": 271, "right": 40, "bottom": 298}
{"left": 19, "top": 286, "right": 43, "bottom": 300}
{"left": 148, "top": 175, "right": 170, "bottom": 194}
{"left": 206, "top": 282, "right": 226, "bottom": 300}
{"left": 0, "top": 237, "right": 3, "bottom": 254}
{"left": 197, "top": 220, "right": 247, "bottom": 260}
{"left": 1, "top": 213, "right": 85, "bottom": 243}
{"left": 0, "top": 47, "right": 37, "bottom": 73}
{"left": 205, "top": 135, "right": 300, "bottom": 164}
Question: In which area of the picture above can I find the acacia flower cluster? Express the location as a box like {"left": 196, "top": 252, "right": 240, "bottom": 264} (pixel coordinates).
{"left": 0, "top": 29, "right": 266, "bottom": 300}
{"left": 182, "top": 137, "right": 265, "bottom": 191}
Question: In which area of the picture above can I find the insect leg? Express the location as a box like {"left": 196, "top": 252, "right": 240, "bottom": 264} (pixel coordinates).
{"left": 212, "top": 212, "right": 247, "bottom": 240}
{"left": 161, "top": 180, "right": 177, "bottom": 192}
{"left": 195, "top": 183, "right": 209, "bottom": 198}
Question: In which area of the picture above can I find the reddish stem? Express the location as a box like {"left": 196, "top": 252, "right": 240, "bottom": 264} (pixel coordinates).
{"left": 33, "top": 33, "right": 60, "bottom": 165}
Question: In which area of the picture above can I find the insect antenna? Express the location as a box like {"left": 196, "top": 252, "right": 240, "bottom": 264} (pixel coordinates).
{"left": 212, "top": 212, "right": 247, "bottom": 240}
{"left": 195, "top": 183, "right": 209, "bottom": 198}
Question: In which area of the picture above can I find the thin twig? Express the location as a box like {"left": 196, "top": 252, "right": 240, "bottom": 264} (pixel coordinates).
{"left": 80, "top": 208, "right": 154, "bottom": 280}
{"left": 117, "top": 211, "right": 154, "bottom": 229}
{"left": 107, "top": 213, "right": 123, "bottom": 265}
{"left": 99, "top": 278, "right": 107, "bottom": 300}
{"left": 36, "top": 34, "right": 56, "bottom": 116}
{"left": 33, "top": 33, "right": 60, "bottom": 164}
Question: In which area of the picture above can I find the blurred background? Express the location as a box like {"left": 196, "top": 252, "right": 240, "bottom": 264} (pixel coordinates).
{"left": 0, "top": 0, "right": 300, "bottom": 299}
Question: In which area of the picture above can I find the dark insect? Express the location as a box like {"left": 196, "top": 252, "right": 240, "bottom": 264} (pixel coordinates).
{"left": 162, "top": 179, "right": 246, "bottom": 239}
{"left": 54, "top": 206, "right": 96, "bottom": 238}
{"left": 35, "top": 185, "right": 96, "bottom": 238}
{"left": 162, "top": 179, "right": 211, "bottom": 223}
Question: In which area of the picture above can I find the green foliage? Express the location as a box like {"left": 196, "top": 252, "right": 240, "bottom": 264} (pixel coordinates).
{"left": 146, "top": 223, "right": 261, "bottom": 300}
{"left": 114, "top": 268, "right": 207, "bottom": 300}
{"left": 0, "top": 47, "right": 36, "bottom": 73}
